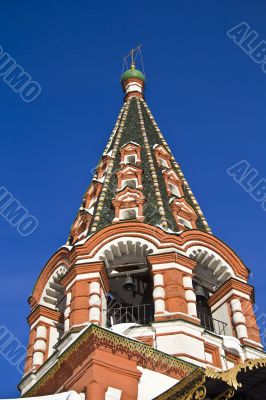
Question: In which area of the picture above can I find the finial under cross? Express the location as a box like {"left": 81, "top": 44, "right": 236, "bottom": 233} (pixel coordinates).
{"left": 121, "top": 45, "right": 146, "bottom": 100}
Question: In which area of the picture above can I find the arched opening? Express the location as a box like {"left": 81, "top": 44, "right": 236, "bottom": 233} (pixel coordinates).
{"left": 40, "top": 265, "right": 68, "bottom": 309}
{"left": 106, "top": 268, "right": 153, "bottom": 327}
{"left": 188, "top": 247, "right": 235, "bottom": 288}
{"left": 98, "top": 239, "right": 155, "bottom": 327}
{"left": 188, "top": 247, "right": 235, "bottom": 336}
{"left": 39, "top": 265, "right": 68, "bottom": 354}
{"left": 193, "top": 282, "right": 214, "bottom": 332}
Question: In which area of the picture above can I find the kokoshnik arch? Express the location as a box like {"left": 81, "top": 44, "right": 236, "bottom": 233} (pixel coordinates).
{"left": 17, "top": 54, "right": 266, "bottom": 400}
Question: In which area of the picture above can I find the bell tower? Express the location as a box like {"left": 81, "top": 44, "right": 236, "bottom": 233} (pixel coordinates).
{"left": 19, "top": 49, "right": 265, "bottom": 400}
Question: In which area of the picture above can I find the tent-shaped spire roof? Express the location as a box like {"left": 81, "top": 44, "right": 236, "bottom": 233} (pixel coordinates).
{"left": 68, "top": 60, "right": 210, "bottom": 246}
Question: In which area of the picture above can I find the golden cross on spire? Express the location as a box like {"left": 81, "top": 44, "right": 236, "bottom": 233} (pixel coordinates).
{"left": 123, "top": 45, "right": 142, "bottom": 70}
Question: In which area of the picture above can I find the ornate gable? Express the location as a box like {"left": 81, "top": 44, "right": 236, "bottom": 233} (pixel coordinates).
{"left": 112, "top": 186, "right": 145, "bottom": 222}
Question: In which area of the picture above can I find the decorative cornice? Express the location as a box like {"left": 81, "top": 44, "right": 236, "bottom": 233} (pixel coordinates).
{"left": 147, "top": 251, "right": 196, "bottom": 270}
{"left": 208, "top": 278, "right": 254, "bottom": 308}
{"left": 116, "top": 163, "right": 143, "bottom": 176}
{"left": 28, "top": 305, "right": 61, "bottom": 326}
{"left": 24, "top": 324, "right": 196, "bottom": 397}
{"left": 60, "top": 260, "right": 109, "bottom": 291}
{"left": 72, "top": 223, "right": 249, "bottom": 280}
{"left": 30, "top": 222, "right": 250, "bottom": 310}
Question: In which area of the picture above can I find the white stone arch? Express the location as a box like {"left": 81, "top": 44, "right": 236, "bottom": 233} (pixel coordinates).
{"left": 95, "top": 236, "right": 156, "bottom": 270}
{"left": 187, "top": 246, "right": 236, "bottom": 288}
{"left": 40, "top": 264, "right": 68, "bottom": 310}
{"left": 93, "top": 237, "right": 156, "bottom": 329}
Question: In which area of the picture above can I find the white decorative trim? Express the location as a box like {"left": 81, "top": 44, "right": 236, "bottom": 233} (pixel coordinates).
{"left": 125, "top": 81, "right": 142, "bottom": 95}
{"left": 40, "top": 265, "right": 68, "bottom": 310}
{"left": 31, "top": 317, "right": 62, "bottom": 331}
{"left": 210, "top": 289, "right": 250, "bottom": 312}
{"left": 65, "top": 272, "right": 100, "bottom": 292}
{"left": 151, "top": 263, "right": 192, "bottom": 275}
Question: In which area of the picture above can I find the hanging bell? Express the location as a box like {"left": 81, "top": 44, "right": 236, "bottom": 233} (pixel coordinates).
{"left": 123, "top": 274, "right": 136, "bottom": 291}
{"left": 194, "top": 284, "right": 208, "bottom": 299}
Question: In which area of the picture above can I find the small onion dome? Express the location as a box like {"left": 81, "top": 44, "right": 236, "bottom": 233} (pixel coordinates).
{"left": 121, "top": 65, "right": 145, "bottom": 83}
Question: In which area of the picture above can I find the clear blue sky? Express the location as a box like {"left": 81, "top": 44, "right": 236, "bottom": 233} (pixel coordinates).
{"left": 0, "top": 0, "right": 266, "bottom": 396}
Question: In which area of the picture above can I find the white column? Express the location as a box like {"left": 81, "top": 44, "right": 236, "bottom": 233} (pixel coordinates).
{"left": 183, "top": 276, "right": 197, "bottom": 317}
{"left": 48, "top": 325, "right": 59, "bottom": 357}
{"left": 231, "top": 298, "right": 248, "bottom": 339}
{"left": 89, "top": 281, "right": 101, "bottom": 324}
{"left": 64, "top": 291, "right": 72, "bottom": 332}
{"left": 153, "top": 273, "right": 165, "bottom": 314}
{"left": 101, "top": 288, "right": 107, "bottom": 327}
{"left": 32, "top": 325, "right": 47, "bottom": 368}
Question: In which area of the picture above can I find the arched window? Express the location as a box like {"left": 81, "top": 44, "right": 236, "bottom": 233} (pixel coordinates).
{"left": 112, "top": 187, "right": 145, "bottom": 223}
{"left": 154, "top": 144, "right": 171, "bottom": 169}
{"left": 116, "top": 165, "right": 143, "bottom": 191}
{"left": 163, "top": 169, "right": 183, "bottom": 198}
{"left": 70, "top": 209, "right": 92, "bottom": 244}
{"left": 83, "top": 181, "right": 102, "bottom": 210}
{"left": 170, "top": 198, "right": 197, "bottom": 230}
{"left": 120, "top": 142, "right": 141, "bottom": 165}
